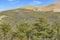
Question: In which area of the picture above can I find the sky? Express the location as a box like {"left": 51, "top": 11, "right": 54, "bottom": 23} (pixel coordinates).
{"left": 0, "top": 0, "right": 59, "bottom": 11}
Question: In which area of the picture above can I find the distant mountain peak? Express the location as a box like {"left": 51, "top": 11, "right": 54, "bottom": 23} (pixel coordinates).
{"left": 21, "top": 6, "right": 36, "bottom": 10}
{"left": 22, "top": 6, "right": 35, "bottom": 8}
{"left": 21, "top": 2, "right": 60, "bottom": 12}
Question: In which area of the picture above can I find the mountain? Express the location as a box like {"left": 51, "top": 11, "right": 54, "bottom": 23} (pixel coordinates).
{"left": 22, "top": 2, "right": 60, "bottom": 12}
{"left": 0, "top": 2, "right": 60, "bottom": 26}
{"left": 0, "top": 2, "right": 60, "bottom": 40}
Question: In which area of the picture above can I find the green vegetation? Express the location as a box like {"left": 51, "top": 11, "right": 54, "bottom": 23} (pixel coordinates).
{"left": 0, "top": 9, "right": 60, "bottom": 40}
{"left": 0, "top": 17, "right": 59, "bottom": 40}
{"left": 0, "top": 9, "right": 60, "bottom": 25}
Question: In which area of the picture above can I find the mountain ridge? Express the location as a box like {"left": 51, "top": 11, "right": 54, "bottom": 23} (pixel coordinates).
{"left": 0, "top": 2, "right": 60, "bottom": 25}
{"left": 21, "top": 2, "right": 60, "bottom": 12}
{"left": 0, "top": 2, "right": 60, "bottom": 12}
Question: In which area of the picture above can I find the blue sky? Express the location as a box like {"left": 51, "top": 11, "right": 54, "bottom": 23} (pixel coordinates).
{"left": 0, "top": 0, "right": 59, "bottom": 11}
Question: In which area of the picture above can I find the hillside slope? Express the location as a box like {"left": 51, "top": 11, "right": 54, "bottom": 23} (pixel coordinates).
{"left": 0, "top": 8, "right": 60, "bottom": 25}
{"left": 22, "top": 2, "right": 60, "bottom": 12}
{"left": 0, "top": 2, "right": 60, "bottom": 25}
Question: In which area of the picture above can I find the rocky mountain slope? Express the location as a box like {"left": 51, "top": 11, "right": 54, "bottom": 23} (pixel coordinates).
{"left": 0, "top": 2, "right": 60, "bottom": 26}
{"left": 22, "top": 2, "right": 60, "bottom": 12}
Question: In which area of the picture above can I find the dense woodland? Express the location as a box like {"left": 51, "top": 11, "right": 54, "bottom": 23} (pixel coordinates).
{"left": 0, "top": 17, "right": 60, "bottom": 40}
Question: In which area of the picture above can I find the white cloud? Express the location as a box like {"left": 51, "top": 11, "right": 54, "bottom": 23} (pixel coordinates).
{"left": 29, "top": 0, "right": 42, "bottom": 5}
{"left": 33, "top": 0, "right": 42, "bottom": 4}
{"left": 7, "top": 0, "right": 20, "bottom": 4}
{"left": 8, "top": 0, "right": 14, "bottom": 2}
